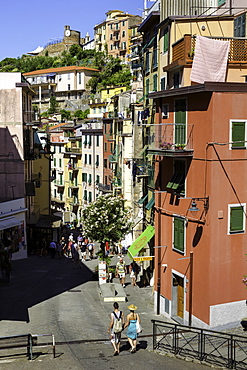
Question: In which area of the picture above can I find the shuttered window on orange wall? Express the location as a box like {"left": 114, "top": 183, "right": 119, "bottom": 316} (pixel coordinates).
{"left": 173, "top": 217, "right": 185, "bottom": 253}
{"left": 232, "top": 122, "right": 245, "bottom": 148}
{"left": 230, "top": 206, "right": 244, "bottom": 233}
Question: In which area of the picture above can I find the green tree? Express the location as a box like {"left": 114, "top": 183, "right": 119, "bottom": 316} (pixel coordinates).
{"left": 60, "top": 109, "right": 72, "bottom": 120}
{"left": 82, "top": 195, "right": 133, "bottom": 254}
{"left": 47, "top": 96, "right": 59, "bottom": 115}
{"left": 74, "top": 109, "right": 89, "bottom": 120}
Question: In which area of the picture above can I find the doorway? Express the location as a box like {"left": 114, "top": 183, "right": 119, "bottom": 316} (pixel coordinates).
{"left": 172, "top": 273, "right": 184, "bottom": 322}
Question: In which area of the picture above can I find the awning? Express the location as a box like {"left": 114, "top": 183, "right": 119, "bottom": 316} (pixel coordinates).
{"left": 0, "top": 217, "right": 21, "bottom": 230}
{"left": 35, "top": 214, "right": 61, "bottom": 229}
{"left": 138, "top": 194, "right": 148, "bottom": 205}
{"left": 145, "top": 197, "right": 155, "bottom": 210}
{"left": 127, "top": 225, "right": 155, "bottom": 258}
{"left": 46, "top": 73, "right": 56, "bottom": 77}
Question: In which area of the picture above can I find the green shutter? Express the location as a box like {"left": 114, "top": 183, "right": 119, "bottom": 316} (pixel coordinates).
{"left": 175, "top": 100, "right": 186, "bottom": 145}
{"left": 164, "top": 28, "right": 168, "bottom": 52}
{"left": 230, "top": 206, "right": 244, "bottom": 232}
{"left": 174, "top": 218, "right": 184, "bottom": 252}
{"left": 232, "top": 122, "right": 245, "bottom": 148}
{"left": 153, "top": 74, "right": 158, "bottom": 91}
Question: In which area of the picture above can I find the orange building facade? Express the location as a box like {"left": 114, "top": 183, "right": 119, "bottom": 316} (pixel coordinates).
{"left": 150, "top": 82, "right": 247, "bottom": 329}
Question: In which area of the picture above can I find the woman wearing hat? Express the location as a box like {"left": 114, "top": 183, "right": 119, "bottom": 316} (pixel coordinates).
{"left": 124, "top": 304, "right": 141, "bottom": 353}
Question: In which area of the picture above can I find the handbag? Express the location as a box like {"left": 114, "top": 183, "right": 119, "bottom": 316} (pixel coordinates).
{"left": 136, "top": 320, "right": 142, "bottom": 334}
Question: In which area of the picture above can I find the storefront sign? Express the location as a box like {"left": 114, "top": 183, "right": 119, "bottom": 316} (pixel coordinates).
{"left": 133, "top": 256, "right": 154, "bottom": 262}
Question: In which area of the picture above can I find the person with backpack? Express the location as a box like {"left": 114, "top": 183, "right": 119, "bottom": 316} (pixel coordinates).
{"left": 108, "top": 302, "right": 124, "bottom": 356}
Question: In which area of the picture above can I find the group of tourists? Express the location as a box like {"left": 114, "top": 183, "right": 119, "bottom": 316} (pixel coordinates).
{"left": 115, "top": 258, "right": 140, "bottom": 288}
{"left": 108, "top": 302, "right": 141, "bottom": 356}
{"left": 49, "top": 233, "right": 94, "bottom": 262}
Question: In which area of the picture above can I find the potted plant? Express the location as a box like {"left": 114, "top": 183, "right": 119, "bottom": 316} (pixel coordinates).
{"left": 241, "top": 318, "right": 247, "bottom": 330}
{"left": 107, "top": 267, "right": 115, "bottom": 283}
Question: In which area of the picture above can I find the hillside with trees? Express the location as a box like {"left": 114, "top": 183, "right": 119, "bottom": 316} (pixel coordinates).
{"left": 0, "top": 45, "right": 132, "bottom": 92}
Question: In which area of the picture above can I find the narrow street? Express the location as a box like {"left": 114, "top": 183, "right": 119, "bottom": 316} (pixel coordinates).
{"left": 0, "top": 254, "right": 210, "bottom": 369}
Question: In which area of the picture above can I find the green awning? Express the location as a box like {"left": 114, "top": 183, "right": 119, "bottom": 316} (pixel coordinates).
{"left": 137, "top": 93, "right": 148, "bottom": 103}
{"left": 138, "top": 194, "right": 148, "bottom": 204}
{"left": 145, "top": 197, "right": 155, "bottom": 210}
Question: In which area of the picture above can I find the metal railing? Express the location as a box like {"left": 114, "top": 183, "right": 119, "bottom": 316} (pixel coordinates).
{"left": 152, "top": 320, "right": 247, "bottom": 369}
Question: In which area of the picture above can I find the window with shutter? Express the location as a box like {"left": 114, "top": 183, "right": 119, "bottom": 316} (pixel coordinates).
{"left": 229, "top": 205, "right": 245, "bottom": 233}
{"left": 231, "top": 121, "right": 246, "bottom": 148}
{"left": 175, "top": 99, "right": 186, "bottom": 145}
{"left": 173, "top": 217, "right": 185, "bottom": 253}
{"left": 163, "top": 27, "right": 168, "bottom": 53}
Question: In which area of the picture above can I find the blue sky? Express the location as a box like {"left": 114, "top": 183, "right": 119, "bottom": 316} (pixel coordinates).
{"left": 0, "top": 0, "right": 150, "bottom": 61}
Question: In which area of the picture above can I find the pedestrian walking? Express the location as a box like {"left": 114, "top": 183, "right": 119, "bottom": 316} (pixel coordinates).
{"left": 116, "top": 257, "right": 127, "bottom": 287}
{"left": 108, "top": 302, "right": 124, "bottom": 356}
{"left": 73, "top": 246, "right": 82, "bottom": 269}
{"left": 88, "top": 241, "right": 94, "bottom": 260}
{"left": 124, "top": 304, "right": 141, "bottom": 353}
{"left": 60, "top": 236, "right": 67, "bottom": 256}
{"left": 129, "top": 261, "right": 140, "bottom": 287}
{"left": 77, "top": 233, "right": 83, "bottom": 247}
{"left": 49, "top": 240, "right": 56, "bottom": 259}
{"left": 81, "top": 241, "right": 87, "bottom": 261}
{"left": 56, "top": 241, "right": 62, "bottom": 259}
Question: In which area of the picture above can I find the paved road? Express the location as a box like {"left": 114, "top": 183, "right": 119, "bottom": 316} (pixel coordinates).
{"left": 0, "top": 255, "right": 211, "bottom": 369}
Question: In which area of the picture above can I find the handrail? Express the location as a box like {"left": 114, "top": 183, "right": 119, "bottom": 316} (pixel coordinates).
{"left": 152, "top": 320, "right": 247, "bottom": 369}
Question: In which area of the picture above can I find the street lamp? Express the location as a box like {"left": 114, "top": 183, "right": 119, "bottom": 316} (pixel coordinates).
{"left": 188, "top": 197, "right": 209, "bottom": 212}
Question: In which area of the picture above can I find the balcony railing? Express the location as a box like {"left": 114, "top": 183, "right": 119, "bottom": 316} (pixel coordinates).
{"left": 54, "top": 180, "right": 64, "bottom": 187}
{"left": 171, "top": 34, "right": 247, "bottom": 67}
{"left": 98, "top": 183, "right": 112, "bottom": 192}
{"left": 148, "top": 123, "right": 194, "bottom": 156}
{"left": 64, "top": 147, "right": 81, "bottom": 155}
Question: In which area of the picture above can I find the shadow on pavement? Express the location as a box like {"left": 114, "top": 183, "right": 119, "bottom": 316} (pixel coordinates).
{"left": 0, "top": 255, "right": 96, "bottom": 323}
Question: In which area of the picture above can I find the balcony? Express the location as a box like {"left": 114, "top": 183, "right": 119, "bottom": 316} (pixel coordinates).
{"left": 54, "top": 180, "right": 65, "bottom": 187}
{"left": 68, "top": 182, "right": 79, "bottom": 189}
{"left": 98, "top": 183, "right": 112, "bottom": 193}
{"left": 51, "top": 196, "right": 65, "bottom": 204}
{"left": 68, "top": 197, "right": 80, "bottom": 206}
{"left": 164, "top": 34, "right": 247, "bottom": 72}
{"left": 64, "top": 147, "right": 82, "bottom": 155}
{"left": 147, "top": 123, "right": 194, "bottom": 157}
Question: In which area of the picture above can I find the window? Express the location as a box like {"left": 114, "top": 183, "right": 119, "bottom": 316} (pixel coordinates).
{"left": 122, "top": 42, "right": 126, "bottom": 50}
{"left": 145, "top": 51, "right": 150, "bottom": 73}
{"left": 84, "top": 154, "right": 87, "bottom": 164}
{"left": 122, "top": 21, "right": 125, "bottom": 26}
{"left": 229, "top": 204, "right": 245, "bottom": 234}
{"left": 116, "top": 23, "right": 119, "bottom": 30}
{"left": 104, "top": 159, "right": 107, "bottom": 168}
{"left": 104, "top": 142, "right": 107, "bottom": 151}
{"left": 53, "top": 158, "right": 56, "bottom": 167}
{"left": 54, "top": 189, "right": 57, "bottom": 198}
{"left": 166, "top": 160, "right": 185, "bottom": 195}
{"left": 96, "top": 135, "right": 99, "bottom": 147}
{"left": 110, "top": 44, "right": 113, "bottom": 50}
{"left": 82, "top": 173, "right": 87, "bottom": 182}
{"left": 175, "top": 99, "right": 186, "bottom": 145}
{"left": 153, "top": 74, "right": 158, "bottom": 92}
{"left": 84, "top": 190, "right": 87, "bottom": 201}
{"left": 173, "top": 72, "right": 180, "bottom": 88}
{"left": 162, "top": 104, "right": 169, "bottom": 119}
{"left": 88, "top": 174, "right": 92, "bottom": 184}
{"left": 83, "top": 135, "right": 87, "bottom": 145}
{"left": 110, "top": 34, "right": 113, "bottom": 40}
{"left": 89, "top": 154, "right": 92, "bottom": 165}
{"left": 59, "top": 158, "right": 62, "bottom": 167}
{"left": 122, "top": 30, "right": 125, "bottom": 37}
{"left": 68, "top": 84, "right": 70, "bottom": 91}
{"left": 234, "top": 13, "right": 246, "bottom": 37}
{"left": 153, "top": 36, "right": 158, "bottom": 68}
{"left": 96, "top": 155, "right": 99, "bottom": 167}
{"left": 146, "top": 79, "right": 150, "bottom": 97}
{"left": 161, "top": 76, "right": 166, "bottom": 90}
{"left": 79, "top": 73, "right": 81, "bottom": 84}
{"left": 88, "top": 135, "right": 92, "bottom": 146}
{"left": 68, "top": 73, "right": 71, "bottom": 80}
{"left": 231, "top": 120, "right": 247, "bottom": 149}
{"left": 173, "top": 217, "right": 185, "bottom": 253}
{"left": 96, "top": 175, "right": 100, "bottom": 183}
{"left": 88, "top": 192, "right": 92, "bottom": 203}
{"left": 163, "top": 27, "right": 168, "bottom": 53}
